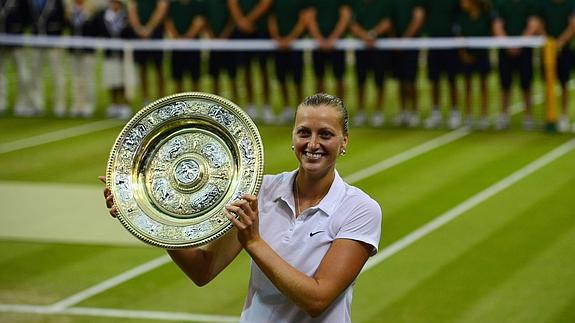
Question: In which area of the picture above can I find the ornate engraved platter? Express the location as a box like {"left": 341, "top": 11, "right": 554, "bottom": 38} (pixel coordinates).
{"left": 106, "top": 92, "right": 264, "bottom": 248}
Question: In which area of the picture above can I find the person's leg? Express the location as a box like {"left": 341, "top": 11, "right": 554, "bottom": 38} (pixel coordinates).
{"left": 333, "top": 50, "right": 346, "bottom": 101}
{"left": 312, "top": 51, "right": 326, "bottom": 93}
{"left": 425, "top": 50, "right": 442, "bottom": 128}
{"left": 354, "top": 50, "right": 368, "bottom": 126}
{"left": 139, "top": 61, "right": 150, "bottom": 102}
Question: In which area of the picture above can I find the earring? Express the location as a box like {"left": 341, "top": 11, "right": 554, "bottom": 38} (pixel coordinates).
{"left": 291, "top": 145, "right": 295, "bottom": 151}
{"left": 340, "top": 148, "right": 346, "bottom": 156}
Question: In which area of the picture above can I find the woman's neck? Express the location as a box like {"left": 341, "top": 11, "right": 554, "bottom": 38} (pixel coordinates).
{"left": 295, "top": 168, "right": 335, "bottom": 200}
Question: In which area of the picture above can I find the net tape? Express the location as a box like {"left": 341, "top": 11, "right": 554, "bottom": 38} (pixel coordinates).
{"left": 0, "top": 34, "right": 546, "bottom": 51}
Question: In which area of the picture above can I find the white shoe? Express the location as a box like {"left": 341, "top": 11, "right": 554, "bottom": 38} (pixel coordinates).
{"left": 106, "top": 104, "right": 119, "bottom": 118}
{"left": 407, "top": 112, "right": 420, "bottom": 128}
{"left": 262, "top": 107, "right": 276, "bottom": 124}
{"left": 353, "top": 112, "right": 366, "bottom": 126}
{"left": 280, "top": 107, "right": 294, "bottom": 124}
{"left": 448, "top": 110, "right": 462, "bottom": 129}
{"left": 117, "top": 104, "right": 133, "bottom": 120}
{"left": 523, "top": 116, "right": 535, "bottom": 131}
{"left": 245, "top": 104, "right": 258, "bottom": 121}
{"left": 476, "top": 117, "right": 490, "bottom": 130}
{"left": 371, "top": 111, "right": 384, "bottom": 127}
{"left": 558, "top": 115, "right": 569, "bottom": 133}
{"left": 424, "top": 110, "right": 442, "bottom": 129}
{"left": 494, "top": 114, "right": 509, "bottom": 131}
{"left": 463, "top": 116, "right": 474, "bottom": 129}
{"left": 393, "top": 111, "right": 408, "bottom": 126}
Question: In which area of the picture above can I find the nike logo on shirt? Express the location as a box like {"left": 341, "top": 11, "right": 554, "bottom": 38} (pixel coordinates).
{"left": 309, "top": 231, "right": 324, "bottom": 237}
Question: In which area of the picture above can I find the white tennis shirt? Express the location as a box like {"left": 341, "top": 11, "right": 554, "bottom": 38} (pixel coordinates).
{"left": 240, "top": 170, "right": 382, "bottom": 323}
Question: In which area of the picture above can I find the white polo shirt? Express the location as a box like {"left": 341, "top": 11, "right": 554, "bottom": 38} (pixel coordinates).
{"left": 240, "top": 170, "right": 382, "bottom": 323}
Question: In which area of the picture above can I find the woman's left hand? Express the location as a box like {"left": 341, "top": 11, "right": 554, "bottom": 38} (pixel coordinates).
{"left": 224, "top": 194, "right": 261, "bottom": 248}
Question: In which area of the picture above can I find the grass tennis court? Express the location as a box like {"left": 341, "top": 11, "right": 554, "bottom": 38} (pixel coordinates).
{"left": 1, "top": 107, "right": 574, "bottom": 322}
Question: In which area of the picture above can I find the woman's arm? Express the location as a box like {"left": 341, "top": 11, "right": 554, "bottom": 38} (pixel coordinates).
{"left": 99, "top": 176, "right": 242, "bottom": 286}
{"left": 167, "top": 228, "right": 243, "bottom": 286}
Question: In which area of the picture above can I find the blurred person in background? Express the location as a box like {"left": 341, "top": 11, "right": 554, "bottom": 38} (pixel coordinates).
{"left": 203, "top": 0, "right": 237, "bottom": 100}
{"left": 228, "top": 0, "right": 274, "bottom": 123}
{"left": 127, "top": 0, "right": 168, "bottom": 105}
{"left": 267, "top": 0, "right": 310, "bottom": 124}
{"left": 535, "top": 0, "right": 575, "bottom": 133}
{"left": 455, "top": 0, "right": 492, "bottom": 130}
{"left": 492, "top": 0, "right": 539, "bottom": 130}
{"left": 421, "top": 0, "right": 461, "bottom": 130}
{"left": 389, "top": 0, "right": 424, "bottom": 128}
{"left": 349, "top": 0, "right": 393, "bottom": 127}
{"left": 94, "top": 0, "right": 132, "bottom": 119}
{"left": 66, "top": 0, "right": 97, "bottom": 118}
{"left": 0, "top": 0, "right": 30, "bottom": 116}
{"left": 21, "top": 0, "right": 67, "bottom": 117}
{"left": 165, "top": 0, "right": 205, "bottom": 93}
{"left": 307, "top": 0, "right": 352, "bottom": 101}
{"left": 101, "top": 93, "right": 382, "bottom": 322}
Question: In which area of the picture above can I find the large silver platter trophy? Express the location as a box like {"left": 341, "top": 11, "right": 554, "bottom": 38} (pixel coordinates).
{"left": 106, "top": 92, "right": 264, "bottom": 248}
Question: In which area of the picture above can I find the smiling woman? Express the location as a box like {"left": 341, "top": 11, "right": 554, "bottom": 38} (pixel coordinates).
{"left": 102, "top": 93, "right": 382, "bottom": 323}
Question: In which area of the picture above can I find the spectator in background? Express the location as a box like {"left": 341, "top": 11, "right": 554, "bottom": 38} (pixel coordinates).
{"left": 66, "top": 0, "right": 97, "bottom": 118}
{"left": 165, "top": 0, "right": 205, "bottom": 93}
{"left": 94, "top": 0, "right": 132, "bottom": 119}
{"left": 127, "top": 0, "right": 168, "bottom": 105}
{"left": 307, "top": 0, "right": 352, "bottom": 101}
{"left": 267, "top": 0, "right": 310, "bottom": 124}
{"left": 389, "top": 0, "right": 425, "bottom": 128}
{"left": 492, "top": 0, "right": 539, "bottom": 130}
{"left": 24, "top": 0, "right": 67, "bottom": 117}
{"left": 0, "top": 0, "right": 30, "bottom": 116}
{"left": 228, "top": 0, "right": 273, "bottom": 123}
{"left": 203, "top": 0, "right": 237, "bottom": 100}
{"left": 349, "top": 0, "right": 393, "bottom": 127}
{"left": 535, "top": 0, "right": 575, "bottom": 133}
{"left": 421, "top": 0, "right": 461, "bottom": 130}
{"left": 455, "top": 0, "right": 492, "bottom": 130}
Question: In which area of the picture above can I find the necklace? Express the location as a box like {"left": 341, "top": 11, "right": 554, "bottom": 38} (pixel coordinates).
{"left": 294, "top": 179, "right": 327, "bottom": 216}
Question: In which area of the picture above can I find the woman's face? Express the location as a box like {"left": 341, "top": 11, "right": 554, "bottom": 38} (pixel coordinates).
{"left": 292, "top": 104, "right": 348, "bottom": 178}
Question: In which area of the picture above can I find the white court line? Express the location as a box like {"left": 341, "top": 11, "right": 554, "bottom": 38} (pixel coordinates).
{"left": 361, "top": 137, "right": 575, "bottom": 273}
{"left": 48, "top": 255, "right": 172, "bottom": 311}
{"left": 0, "top": 119, "right": 122, "bottom": 154}
{"left": 345, "top": 128, "right": 470, "bottom": 184}
{"left": 0, "top": 304, "right": 239, "bottom": 322}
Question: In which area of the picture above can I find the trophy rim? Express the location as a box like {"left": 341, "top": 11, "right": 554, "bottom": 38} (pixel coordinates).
{"left": 106, "top": 92, "right": 264, "bottom": 248}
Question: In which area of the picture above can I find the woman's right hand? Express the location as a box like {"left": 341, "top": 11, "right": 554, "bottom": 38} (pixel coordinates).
{"left": 98, "top": 176, "right": 118, "bottom": 218}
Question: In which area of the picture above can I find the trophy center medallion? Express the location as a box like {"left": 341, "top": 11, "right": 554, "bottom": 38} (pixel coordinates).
{"left": 174, "top": 158, "right": 202, "bottom": 187}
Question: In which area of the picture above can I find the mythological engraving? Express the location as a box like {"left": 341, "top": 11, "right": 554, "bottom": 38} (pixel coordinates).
{"left": 174, "top": 159, "right": 201, "bottom": 185}
{"left": 208, "top": 105, "right": 235, "bottom": 127}
{"left": 201, "top": 143, "right": 227, "bottom": 168}
{"left": 160, "top": 137, "right": 186, "bottom": 161}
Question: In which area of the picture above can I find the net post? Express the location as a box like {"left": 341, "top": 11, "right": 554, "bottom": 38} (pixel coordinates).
{"left": 543, "top": 38, "right": 557, "bottom": 132}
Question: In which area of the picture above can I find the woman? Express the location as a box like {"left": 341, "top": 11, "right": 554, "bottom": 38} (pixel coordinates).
{"left": 101, "top": 93, "right": 382, "bottom": 322}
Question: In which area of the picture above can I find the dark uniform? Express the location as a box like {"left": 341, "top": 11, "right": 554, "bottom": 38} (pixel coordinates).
{"left": 270, "top": 0, "right": 308, "bottom": 89}
{"left": 492, "top": 0, "right": 536, "bottom": 92}
{"left": 206, "top": 0, "right": 236, "bottom": 81}
{"left": 389, "top": 0, "right": 422, "bottom": 83}
{"left": 167, "top": 0, "right": 204, "bottom": 86}
{"left": 310, "top": 0, "right": 349, "bottom": 81}
{"left": 454, "top": 6, "right": 492, "bottom": 76}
